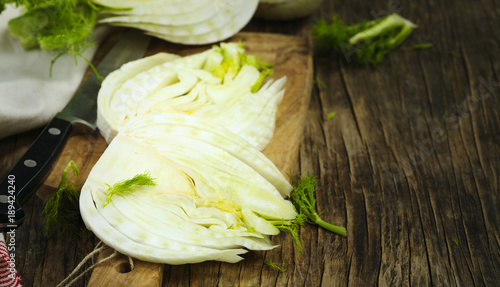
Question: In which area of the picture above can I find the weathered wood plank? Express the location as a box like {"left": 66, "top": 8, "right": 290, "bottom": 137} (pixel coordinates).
{"left": 0, "top": 0, "right": 498, "bottom": 286}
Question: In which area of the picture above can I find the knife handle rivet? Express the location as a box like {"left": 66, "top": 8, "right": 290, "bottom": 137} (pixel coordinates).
{"left": 24, "top": 159, "right": 37, "bottom": 168}
{"left": 0, "top": 195, "right": 8, "bottom": 204}
{"left": 48, "top": 128, "right": 61, "bottom": 136}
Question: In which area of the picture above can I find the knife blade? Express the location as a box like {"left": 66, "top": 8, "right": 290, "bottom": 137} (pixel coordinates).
{"left": 0, "top": 30, "right": 151, "bottom": 230}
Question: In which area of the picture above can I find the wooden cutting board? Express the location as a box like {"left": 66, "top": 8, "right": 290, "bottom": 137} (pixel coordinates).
{"left": 37, "top": 31, "right": 313, "bottom": 286}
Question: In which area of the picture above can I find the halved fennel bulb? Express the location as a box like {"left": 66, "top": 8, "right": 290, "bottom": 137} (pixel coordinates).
{"left": 80, "top": 113, "right": 296, "bottom": 264}
{"left": 97, "top": 42, "right": 286, "bottom": 150}
{"left": 93, "top": 0, "right": 259, "bottom": 44}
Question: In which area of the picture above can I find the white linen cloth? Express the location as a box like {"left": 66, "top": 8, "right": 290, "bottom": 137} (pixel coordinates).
{"left": 0, "top": 5, "right": 103, "bottom": 140}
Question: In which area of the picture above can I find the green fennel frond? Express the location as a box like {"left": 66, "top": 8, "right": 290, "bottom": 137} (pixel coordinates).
{"left": 290, "top": 175, "right": 347, "bottom": 237}
{"left": 7, "top": 1, "right": 101, "bottom": 63}
{"left": 269, "top": 174, "right": 346, "bottom": 252}
{"left": 264, "top": 260, "right": 287, "bottom": 274}
{"left": 326, "top": 112, "right": 336, "bottom": 121}
{"left": 270, "top": 213, "right": 307, "bottom": 253}
{"left": 313, "top": 13, "right": 417, "bottom": 67}
{"left": 103, "top": 171, "right": 157, "bottom": 207}
{"left": 413, "top": 43, "right": 433, "bottom": 50}
{"left": 42, "top": 160, "right": 84, "bottom": 238}
{"left": 314, "top": 77, "right": 328, "bottom": 90}
{"left": 2, "top": 0, "right": 126, "bottom": 77}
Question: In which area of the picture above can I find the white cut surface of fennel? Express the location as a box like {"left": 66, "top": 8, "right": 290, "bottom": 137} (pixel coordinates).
{"left": 97, "top": 42, "right": 286, "bottom": 151}
{"left": 80, "top": 113, "right": 296, "bottom": 264}
{"left": 93, "top": 0, "right": 259, "bottom": 45}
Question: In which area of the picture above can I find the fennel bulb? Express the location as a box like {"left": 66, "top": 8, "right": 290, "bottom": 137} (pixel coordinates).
{"left": 93, "top": 0, "right": 259, "bottom": 44}
{"left": 97, "top": 42, "right": 286, "bottom": 150}
{"left": 80, "top": 113, "right": 296, "bottom": 264}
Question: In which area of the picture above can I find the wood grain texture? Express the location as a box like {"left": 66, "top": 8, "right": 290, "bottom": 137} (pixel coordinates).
{"left": 88, "top": 249, "right": 163, "bottom": 287}
{"left": 293, "top": 0, "right": 500, "bottom": 286}
{"left": 0, "top": 0, "right": 499, "bottom": 286}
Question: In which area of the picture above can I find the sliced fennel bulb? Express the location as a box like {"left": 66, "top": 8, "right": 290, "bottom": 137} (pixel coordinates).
{"left": 80, "top": 113, "right": 297, "bottom": 264}
{"left": 97, "top": 42, "right": 286, "bottom": 150}
{"left": 93, "top": 0, "right": 259, "bottom": 45}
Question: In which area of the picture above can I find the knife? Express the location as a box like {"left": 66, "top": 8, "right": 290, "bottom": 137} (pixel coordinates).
{"left": 0, "top": 30, "right": 151, "bottom": 231}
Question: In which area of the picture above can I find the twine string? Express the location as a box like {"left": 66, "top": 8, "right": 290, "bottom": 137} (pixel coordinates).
{"left": 57, "top": 241, "right": 135, "bottom": 287}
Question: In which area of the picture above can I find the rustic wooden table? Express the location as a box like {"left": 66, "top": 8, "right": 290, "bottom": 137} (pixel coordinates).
{"left": 1, "top": 0, "right": 499, "bottom": 286}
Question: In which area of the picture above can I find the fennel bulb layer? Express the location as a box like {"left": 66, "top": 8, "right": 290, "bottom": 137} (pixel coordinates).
{"left": 93, "top": 0, "right": 259, "bottom": 45}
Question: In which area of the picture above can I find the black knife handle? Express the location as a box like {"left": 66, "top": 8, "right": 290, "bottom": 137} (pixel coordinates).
{"left": 0, "top": 117, "right": 73, "bottom": 230}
